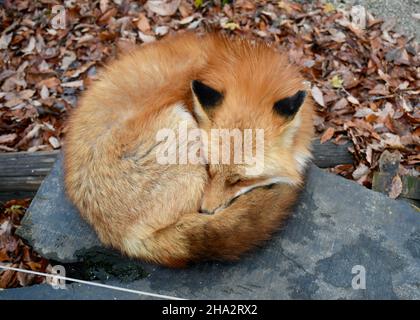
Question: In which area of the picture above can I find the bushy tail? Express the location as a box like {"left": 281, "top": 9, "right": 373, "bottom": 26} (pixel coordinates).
{"left": 130, "top": 183, "right": 301, "bottom": 267}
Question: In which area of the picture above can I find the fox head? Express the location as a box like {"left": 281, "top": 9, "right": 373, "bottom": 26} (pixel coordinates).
{"left": 190, "top": 35, "right": 314, "bottom": 214}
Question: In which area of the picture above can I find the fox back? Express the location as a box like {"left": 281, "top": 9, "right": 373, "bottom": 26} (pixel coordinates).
{"left": 64, "top": 33, "right": 314, "bottom": 267}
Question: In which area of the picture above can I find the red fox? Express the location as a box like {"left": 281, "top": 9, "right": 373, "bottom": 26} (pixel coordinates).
{"left": 64, "top": 33, "right": 314, "bottom": 267}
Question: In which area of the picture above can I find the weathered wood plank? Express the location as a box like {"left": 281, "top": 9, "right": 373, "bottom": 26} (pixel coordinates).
{"left": 0, "top": 176, "right": 46, "bottom": 192}
{"left": 371, "top": 150, "right": 420, "bottom": 201}
{"left": 0, "top": 150, "right": 59, "bottom": 177}
{"left": 0, "top": 191, "right": 35, "bottom": 203}
{"left": 311, "top": 139, "right": 354, "bottom": 168}
{"left": 373, "top": 172, "right": 420, "bottom": 200}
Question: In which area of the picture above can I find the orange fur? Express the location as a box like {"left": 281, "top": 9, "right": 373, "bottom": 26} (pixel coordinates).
{"left": 64, "top": 32, "right": 314, "bottom": 267}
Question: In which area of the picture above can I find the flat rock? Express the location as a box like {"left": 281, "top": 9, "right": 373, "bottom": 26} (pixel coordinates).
{"left": 1, "top": 154, "right": 419, "bottom": 299}
{"left": 15, "top": 154, "right": 103, "bottom": 263}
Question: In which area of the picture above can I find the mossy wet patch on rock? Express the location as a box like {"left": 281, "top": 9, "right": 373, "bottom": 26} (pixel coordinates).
{"left": 405, "top": 230, "right": 420, "bottom": 260}
{"left": 53, "top": 248, "right": 148, "bottom": 283}
{"left": 315, "top": 234, "right": 406, "bottom": 299}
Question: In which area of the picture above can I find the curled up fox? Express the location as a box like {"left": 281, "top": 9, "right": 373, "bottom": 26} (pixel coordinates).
{"left": 64, "top": 32, "right": 314, "bottom": 267}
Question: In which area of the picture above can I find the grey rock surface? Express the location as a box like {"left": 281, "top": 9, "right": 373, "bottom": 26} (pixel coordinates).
{"left": 1, "top": 155, "right": 419, "bottom": 300}
{"left": 334, "top": 0, "right": 419, "bottom": 41}
{"left": 294, "top": 0, "right": 419, "bottom": 41}
{"left": 15, "top": 154, "right": 103, "bottom": 263}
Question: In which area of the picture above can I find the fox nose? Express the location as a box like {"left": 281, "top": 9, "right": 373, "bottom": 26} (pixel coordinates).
{"left": 199, "top": 208, "right": 213, "bottom": 215}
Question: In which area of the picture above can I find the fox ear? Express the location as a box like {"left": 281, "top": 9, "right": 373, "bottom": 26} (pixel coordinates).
{"left": 273, "top": 90, "right": 306, "bottom": 119}
{"left": 191, "top": 80, "right": 223, "bottom": 122}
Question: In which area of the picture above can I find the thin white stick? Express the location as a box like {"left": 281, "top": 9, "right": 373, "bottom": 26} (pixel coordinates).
{"left": 0, "top": 264, "right": 185, "bottom": 300}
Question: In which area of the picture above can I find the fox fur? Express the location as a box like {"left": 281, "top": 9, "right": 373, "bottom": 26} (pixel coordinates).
{"left": 64, "top": 32, "right": 314, "bottom": 267}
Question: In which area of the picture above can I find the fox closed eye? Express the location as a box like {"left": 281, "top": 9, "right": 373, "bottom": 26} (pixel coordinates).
{"left": 227, "top": 175, "right": 244, "bottom": 186}
{"left": 227, "top": 176, "right": 262, "bottom": 187}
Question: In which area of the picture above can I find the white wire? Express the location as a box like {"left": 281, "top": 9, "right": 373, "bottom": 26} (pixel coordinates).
{"left": 0, "top": 264, "right": 185, "bottom": 300}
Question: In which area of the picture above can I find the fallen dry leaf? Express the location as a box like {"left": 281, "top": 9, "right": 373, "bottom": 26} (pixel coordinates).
{"left": 100, "top": 0, "right": 109, "bottom": 13}
{"left": 48, "top": 136, "right": 61, "bottom": 149}
{"left": 138, "top": 31, "right": 156, "bottom": 43}
{"left": 311, "top": 86, "right": 325, "bottom": 107}
{"left": 320, "top": 127, "right": 335, "bottom": 144}
{"left": 347, "top": 95, "right": 360, "bottom": 105}
{"left": 61, "top": 80, "right": 84, "bottom": 88}
{"left": 389, "top": 175, "right": 403, "bottom": 199}
{"left": 0, "top": 133, "right": 17, "bottom": 144}
{"left": 146, "top": 0, "right": 181, "bottom": 16}
{"left": 0, "top": 199, "right": 49, "bottom": 289}
{"left": 352, "top": 163, "right": 369, "bottom": 180}
{"left": 136, "top": 13, "right": 151, "bottom": 33}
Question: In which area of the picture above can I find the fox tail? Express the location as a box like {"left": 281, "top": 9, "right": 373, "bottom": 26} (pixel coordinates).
{"left": 122, "top": 183, "right": 300, "bottom": 267}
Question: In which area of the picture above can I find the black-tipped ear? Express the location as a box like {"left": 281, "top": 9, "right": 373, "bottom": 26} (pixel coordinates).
{"left": 273, "top": 90, "right": 306, "bottom": 118}
{"left": 192, "top": 80, "right": 223, "bottom": 109}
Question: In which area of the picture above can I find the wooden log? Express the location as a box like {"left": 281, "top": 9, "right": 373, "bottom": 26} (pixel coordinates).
{"left": 0, "top": 150, "right": 59, "bottom": 177}
{"left": 0, "top": 151, "right": 59, "bottom": 201}
{"left": 0, "top": 176, "right": 46, "bottom": 192}
{"left": 373, "top": 172, "right": 420, "bottom": 201}
{"left": 0, "top": 140, "right": 354, "bottom": 198}
{"left": 311, "top": 139, "right": 354, "bottom": 168}
{"left": 371, "top": 150, "right": 420, "bottom": 201}
{"left": 0, "top": 191, "right": 35, "bottom": 203}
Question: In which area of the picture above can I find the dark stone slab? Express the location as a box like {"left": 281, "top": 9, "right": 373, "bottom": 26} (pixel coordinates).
{"left": 15, "top": 154, "right": 103, "bottom": 263}
{"left": 1, "top": 154, "right": 420, "bottom": 299}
